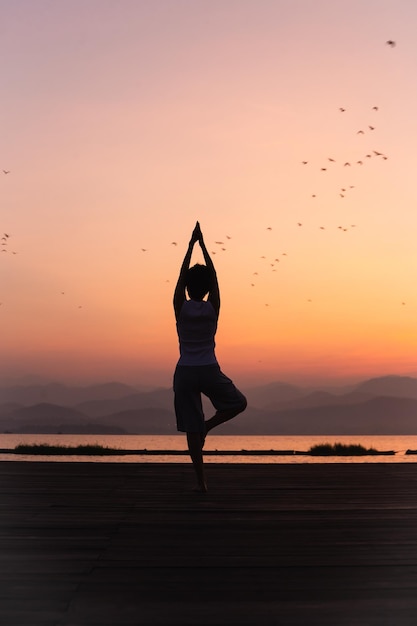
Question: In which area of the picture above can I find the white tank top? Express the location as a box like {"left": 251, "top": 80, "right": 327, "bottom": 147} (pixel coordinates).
{"left": 176, "top": 299, "right": 218, "bottom": 366}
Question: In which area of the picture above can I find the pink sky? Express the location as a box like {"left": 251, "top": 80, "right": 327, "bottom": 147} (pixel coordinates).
{"left": 1, "top": 0, "right": 417, "bottom": 387}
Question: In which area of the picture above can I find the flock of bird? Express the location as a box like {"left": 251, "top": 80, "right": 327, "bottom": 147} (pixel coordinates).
{"left": 2, "top": 39, "right": 406, "bottom": 310}
{"left": 301, "top": 105, "right": 388, "bottom": 203}
{"left": 137, "top": 41, "right": 399, "bottom": 303}
{"left": 1, "top": 232, "right": 16, "bottom": 255}
{"left": 157, "top": 99, "right": 385, "bottom": 298}
{"left": 244, "top": 103, "right": 390, "bottom": 300}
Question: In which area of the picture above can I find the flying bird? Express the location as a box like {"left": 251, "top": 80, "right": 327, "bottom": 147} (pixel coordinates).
{"left": 386, "top": 40, "right": 396, "bottom": 47}
{"left": 2, "top": 170, "right": 10, "bottom": 174}
{"left": 357, "top": 130, "right": 365, "bottom": 135}
{"left": 372, "top": 106, "right": 379, "bottom": 111}
{"left": 171, "top": 242, "right": 177, "bottom": 246}
{"left": 339, "top": 108, "right": 346, "bottom": 112}
{"left": 368, "top": 125, "right": 375, "bottom": 131}
{"left": 344, "top": 162, "right": 351, "bottom": 167}
{"left": 302, "top": 161, "right": 308, "bottom": 165}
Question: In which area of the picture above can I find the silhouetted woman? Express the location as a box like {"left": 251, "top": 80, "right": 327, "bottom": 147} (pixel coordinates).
{"left": 173, "top": 222, "right": 247, "bottom": 492}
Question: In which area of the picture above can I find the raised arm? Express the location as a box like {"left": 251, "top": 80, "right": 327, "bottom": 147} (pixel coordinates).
{"left": 197, "top": 226, "right": 220, "bottom": 317}
{"left": 173, "top": 223, "right": 199, "bottom": 320}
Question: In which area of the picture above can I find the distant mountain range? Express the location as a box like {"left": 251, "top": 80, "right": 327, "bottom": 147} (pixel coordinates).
{"left": 1, "top": 375, "right": 417, "bottom": 435}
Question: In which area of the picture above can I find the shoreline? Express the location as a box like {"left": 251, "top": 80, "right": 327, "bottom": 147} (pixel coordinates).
{"left": 0, "top": 446, "right": 399, "bottom": 456}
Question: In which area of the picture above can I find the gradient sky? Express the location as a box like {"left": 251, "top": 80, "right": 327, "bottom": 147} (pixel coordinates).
{"left": 1, "top": 0, "right": 417, "bottom": 387}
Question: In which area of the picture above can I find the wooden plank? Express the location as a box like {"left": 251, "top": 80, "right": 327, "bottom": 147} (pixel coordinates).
{"left": 0, "top": 462, "right": 417, "bottom": 625}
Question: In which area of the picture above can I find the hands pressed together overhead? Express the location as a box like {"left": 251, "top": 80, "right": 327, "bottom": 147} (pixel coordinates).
{"left": 190, "top": 221, "right": 203, "bottom": 246}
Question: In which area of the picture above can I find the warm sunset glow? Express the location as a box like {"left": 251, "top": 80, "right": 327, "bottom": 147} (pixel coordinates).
{"left": 1, "top": 1, "right": 416, "bottom": 387}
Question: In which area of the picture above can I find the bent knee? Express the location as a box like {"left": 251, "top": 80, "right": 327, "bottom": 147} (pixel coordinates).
{"left": 237, "top": 394, "right": 247, "bottom": 413}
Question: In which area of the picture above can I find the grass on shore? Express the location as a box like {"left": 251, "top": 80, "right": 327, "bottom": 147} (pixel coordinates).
{"left": 13, "top": 442, "right": 390, "bottom": 457}
{"left": 308, "top": 442, "right": 379, "bottom": 456}
{"left": 14, "top": 443, "right": 121, "bottom": 456}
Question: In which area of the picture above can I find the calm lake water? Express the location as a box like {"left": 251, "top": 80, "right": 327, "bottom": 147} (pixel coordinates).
{"left": 1, "top": 434, "right": 417, "bottom": 463}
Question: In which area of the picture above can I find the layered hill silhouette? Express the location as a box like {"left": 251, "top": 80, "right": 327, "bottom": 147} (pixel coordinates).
{"left": 0, "top": 375, "right": 417, "bottom": 435}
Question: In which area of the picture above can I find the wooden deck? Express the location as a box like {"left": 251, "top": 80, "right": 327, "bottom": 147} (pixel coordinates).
{"left": 1, "top": 461, "right": 417, "bottom": 625}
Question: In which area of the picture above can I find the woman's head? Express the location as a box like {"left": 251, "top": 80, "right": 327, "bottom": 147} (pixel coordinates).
{"left": 186, "top": 264, "right": 210, "bottom": 300}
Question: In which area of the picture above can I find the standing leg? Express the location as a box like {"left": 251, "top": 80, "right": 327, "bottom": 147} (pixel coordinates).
{"left": 186, "top": 432, "right": 207, "bottom": 493}
{"left": 174, "top": 367, "right": 207, "bottom": 491}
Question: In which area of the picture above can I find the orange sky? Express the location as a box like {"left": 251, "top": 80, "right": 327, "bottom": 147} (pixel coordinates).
{"left": 1, "top": 1, "right": 417, "bottom": 387}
